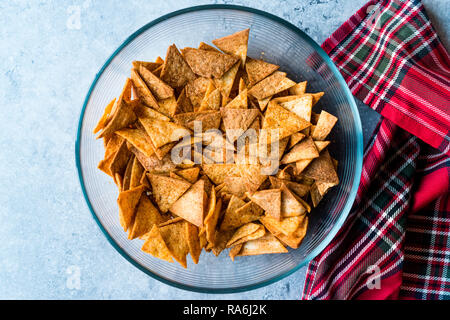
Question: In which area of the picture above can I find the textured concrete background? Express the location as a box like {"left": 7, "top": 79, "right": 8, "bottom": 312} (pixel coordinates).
{"left": 0, "top": 0, "right": 448, "bottom": 300}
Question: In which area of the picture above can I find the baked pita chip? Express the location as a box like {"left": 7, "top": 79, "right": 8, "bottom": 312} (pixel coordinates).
{"left": 237, "top": 233, "right": 288, "bottom": 256}
{"left": 245, "top": 57, "right": 279, "bottom": 85}
{"left": 288, "top": 81, "right": 307, "bottom": 95}
{"left": 130, "top": 145, "right": 176, "bottom": 173}
{"left": 115, "top": 127, "right": 154, "bottom": 158}
{"left": 157, "top": 217, "right": 185, "bottom": 228}
{"left": 117, "top": 185, "right": 146, "bottom": 232}
{"left": 237, "top": 164, "right": 268, "bottom": 192}
{"left": 210, "top": 229, "right": 235, "bottom": 256}
{"left": 214, "top": 62, "right": 240, "bottom": 103}
{"left": 248, "top": 189, "right": 281, "bottom": 220}
{"left": 295, "top": 158, "right": 312, "bottom": 174}
{"left": 311, "top": 110, "right": 338, "bottom": 141}
{"left": 314, "top": 140, "right": 330, "bottom": 153}
{"left": 204, "top": 193, "right": 221, "bottom": 246}
{"left": 182, "top": 47, "right": 239, "bottom": 78}
{"left": 138, "top": 117, "right": 190, "bottom": 149}
{"left": 248, "top": 71, "right": 296, "bottom": 100}
{"left": 98, "top": 135, "right": 124, "bottom": 177}
{"left": 93, "top": 98, "right": 116, "bottom": 134}
{"left": 138, "top": 64, "right": 174, "bottom": 100}
{"left": 169, "top": 179, "right": 206, "bottom": 227}
{"left": 239, "top": 78, "right": 247, "bottom": 94}
{"left": 280, "top": 184, "right": 306, "bottom": 217}
{"left": 160, "top": 44, "right": 196, "bottom": 88}
{"left": 269, "top": 176, "right": 310, "bottom": 198}
{"left": 262, "top": 101, "right": 310, "bottom": 142}
{"left": 281, "top": 137, "right": 319, "bottom": 164}
{"left": 257, "top": 96, "right": 272, "bottom": 112}
{"left": 185, "top": 222, "right": 201, "bottom": 264}
{"left": 279, "top": 94, "right": 313, "bottom": 122}
{"left": 221, "top": 108, "right": 259, "bottom": 142}
{"left": 130, "top": 69, "right": 160, "bottom": 110}
{"left": 302, "top": 150, "right": 339, "bottom": 184}
{"left": 202, "top": 163, "right": 240, "bottom": 185}
{"left": 212, "top": 28, "right": 249, "bottom": 65}
{"left": 159, "top": 220, "right": 190, "bottom": 268}
{"left": 129, "top": 194, "right": 167, "bottom": 240}
{"left": 148, "top": 173, "right": 191, "bottom": 212}
{"left": 141, "top": 225, "right": 174, "bottom": 263}
{"left": 220, "top": 176, "right": 248, "bottom": 198}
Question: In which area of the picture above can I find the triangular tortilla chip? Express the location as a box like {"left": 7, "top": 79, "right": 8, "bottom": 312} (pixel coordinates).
{"left": 117, "top": 185, "right": 146, "bottom": 232}
{"left": 223, "top": 89, "right": 247, "bottom": 109}
{"left": 269, "top": 177, "right": 310, "bottom": 198}
{"left": 200, "top": 88, "right": 222, "bottom": 111}
{"left": 237, "top": 164, "right": 268, "bottom": 192}
{"left": 295, "top": 159, "right": 312, "bottom": 174}
{"left": 130, "top": 69, "right": 160, "bottom": 110}
{"left": 248, "top": 189, "right": 281, "bottom": 220}
{"left": 93, "top": 98, "right": 116, "bottom": 134}
{"left": 138, "top": 65, "right": 174, "bottom": 100}
{"left": 176, "top": 87, "right": 194, "bottom": 114}
{"left": 134, "top": 102, "right": 171, "bottom": 122}
{"left": 212, "top": 28, "right": 249, "bottom": 65}
{"left": 288, "top": 132, "right": 305, "bottom": 149}
{"left": 302, "top": 150, "right": 339, "bottom": 184}
{"left": 259, "top": 215, "right": 302, "bottom": 236}
{"left": 311, "top": 110, "right": 338, "bottom": 141}
{"left": 257, "top": 96, "right": 272, "bottom": 111}
{"left": 279, "top": 95, "right": 313, "bottom": 122}
{"left": 210, "top": 229, "right": 235, "bottom": 256}
{"left": 220, "top": 176, "right": 248, "bottom": 198}
{"left": 309, "top": 92, "right": 324, "bottom": 105}
{"left": 130, "top": 145, "right": 176, "bottom": 173}
{"left": 160, "top": 44, "right": 196, "bottom": 88}
{"left": 130, "top": 156, "right": 144, "bottom": 188}
{"left": 226, "top": 223, "right": 265, "bottom": 247}
{"left": 248, "top": 71, "right": 295, "bottom": 100}
{"left": 97, "top": 96, "right": 137, "bottom": 139}
{"left": 148, "top": 174, "right": 191, "bottom": 212}
{"left": 202, "top": 164, "right": 240, "bottom": 185}
{"left": 198, "top": 80, "right": 216, "bottom": 111}
{"left": 132, "top": 60, "right": 162, "bottom": 72}
{"left": 221, "top": 108, "right": 259, "bottom": 143}
{"left": 239, "top": 78, "right": 247, "bottom": 94}
{"left": 122, "top": 155, "right": 134, "bottom": 191}
{"left": 157, "top": 217, "right": 185, "bottom": 228}
{"left": 219, "top": 195, "right": 246, "bottom": 231}
{"left": 138, "top": 117, "right": 190, "bottom": 149}
{"left": 198, "top": 41, "right": 220, "bottom": 52}
{"left": 288, "top": 81, "right": 307, "bottom": 95}
{"left": 157, "top": 95, "right": 178, "bottom": 118}
{"left": 214, "top": 61, "right": 240, "bottom": 102}
{"left": 185, "top": 77, "right": 210, "bottom": 110}
{"left": 169, "top": 179, "right": 206, "bottom": 227}
{"left": 115, "top": 127, "right": 154, "bottom": 158}
{"left": 265, "top": 215, "right": 308, "bottom": 249}
{"left": 262, "top": 101, "right": 311, "bottom": 142}
{"left": 204, "top": 193, "right": 221, "bottom": 246}
{"left": 174, "top": 167, "right": 200, "bottom": 184}
{"left": 229, "top": 243, "right": 243, "bottom": 261}
{"left": 280, "top": 184, "right": 306, "bottom": 217}
{"left": 221, "top": 199, "right": 263, "bottom": 231}
{"left": 281, "top": 137, "right": 319, "bottom": 164}
{"left": 185, "top": 222, "right": 201, "bottom": 264}
{"left": 98, "top": 135, "right": 124, "bottom": 177}
{"left": 128, "top": 194, "right": 167, "bottom": 240}
{"left": 182, "top": 47, "right": 239, "bottom": 78}
{"left": 159, "top": 220, "right": 189, "bottom": 268}
{"left": 314, "top": 140, "right": 330, "bottom": 153}
{"left": 245, "top": 57, "right": 279, "bottom": 85}
{"left": 109, "top": 140, "right": 132, "bottom": 178}
{"left": 173, "top": 111, "right": 221, "bottom": 132}
{"left": 237, "top": 233, "right": 288, "bottom": 256}
{"left": 141, "top": 225, "right": 174, "bottom": 263}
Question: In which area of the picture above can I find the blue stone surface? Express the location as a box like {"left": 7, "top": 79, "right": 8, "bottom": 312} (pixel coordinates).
{"left": 0, "top": 0, "right": 447, "bottom": 299}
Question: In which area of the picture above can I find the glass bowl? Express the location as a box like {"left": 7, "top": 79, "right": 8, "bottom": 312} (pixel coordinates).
{"left": 76, "top": 4, "right": 363, "bottom": 293}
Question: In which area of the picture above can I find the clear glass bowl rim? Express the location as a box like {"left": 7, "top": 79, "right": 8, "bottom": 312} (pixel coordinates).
{"left": 75, "top": 4, "right": 363, "bottom": 294}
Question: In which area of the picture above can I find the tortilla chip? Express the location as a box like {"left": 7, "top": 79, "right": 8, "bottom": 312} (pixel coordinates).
{"left": 152, "top": 65, "right": 163, "bottom": 77}
{"left": 311, "top": 110, "right": 338, "bottom": 141}
{"left": 221, "top": 199, "right": 264, "bottom": 231}
{"left": 226, "top": 223, "right": 265, "bottom": 247}
{"left": 204, "top": 193, "right": 221, "bottom": 246}
{"left": 218, "top": 176, "right": 247, "bottom": 198}
{"left": 202, "top": 88, "right": 222, "bottom": 111}
{"left": 295, "top": 159, "right": 312, "bottom": 174}
{"left": 148, "top": 173, "right": 191, "bottom": 212}
{"left": 176, "top": 87, "right": 194, "bottom": 114}
{"left": 141, "top": 225, "right": 174, "bottom": 263}
{"left": 229, "top": 243, "right": 243, "bottom": 261}
{"left": 281, "top": 137, "right": 319, "bottom": 164}
{"left": 314, "top": 140, "right": 330, "bottom": 153}
{"left": 138, "top": 117, "right": 190, "bottom": 149}
{"left": 173, "top": 111, "right": 221, "bottom": 132}
{"left": 157, "top": 95, "right": 178, "bottom": 118}
{"left": 185, "top": 222, "right": 201, "bottom": 264}
{"left": 267, "top": 215, "right": 308, "bottom": 249}
{"left": 97, "top": 97, "right": 137, "bottom": 139}
{"left": 221, "top": 108, "right": 259, "bottom": 142}
{"left": 98, "top": 135, "right": 124, "bottom": 177}
{"left": 260, "top": 214, "right": 303, "bottom": 237}
{"left": 184, "top": 77, "right": 210, "bottom": 110}
{"left": 211, "top": 229, "right": 235, "bottom": 256}
{"left": 115, "top": 172, "right": 123, "bottom": 191}
{"left": 248, "top": 71, "right": 295, "bottom": 100}
{"left": 109, "top": 140, "right": 132, "bottom": 178}
{"left": 169, "top": 179, "right": 206, "bottom": 227}
{"left": 257, "top": 96, "right": 272, "bottom": 112}
{"left": 182, "top": 47, "right": 239, "bottom": 78}
{"left": 174, "top": 167, "right": 200, "bottom": 184}
{"left": 130, "top": 69, "right": 160, "bottom": 110}
{"left": 129, "top": 156, "right": 144, "bottom": 188}
{"left": 247, "top": 188, "right": 281, "bottom": 219}
{"left": 132, "top": 60, "right": 162, "bottom": 72}
{"left": 288, "top": 132, "right": 305, "bottom": 149}
{"left": 280, "top": 184, "right": 306, "bottom": 217}
{"left": 237, "top": 233, "right": 287, "bottom": 256}
{"left": 129, "top": 194, "right": 167, "bottom": 239}
{"left": 134, "top": 102, "right": 171, "bottom": 122}
{"left": 202, "top": 163, "right": 240, "bottom": 185}
{"left": 117, "top": 185, "right": 146, "bottom": 232}
{"left": 262, "top": 101, "right": 310, "bottom": 142}
{"left": 212, "top": 28, "right": 249, "bottom": 65}
{"left": 279, "top": 94, "right": 313, "bottom": 122}
{"left": 239, "top": 78, "right": 247, "bottom": 94}
{"left": 302, "top": 150, "right": 339, "bottom": 184}
{"left": 214, "top": 61, "right": 240, "bottom": 102}
{"left": 93, "top": 98, "right": 116, "bottom": 134}
{"left": 309, "top": 92, "right": 324, "bottom": 105}
{"left": 198, "top": 41, "right": 220, "bottom": 52}
{"left": 269, "top": 177, "right": 310, "bottom": 198}
{"left": 157, "top": 217, "right": 185, "bottom": 228}
{"left": 237, "top": 164, "right": 268, "bottom": 192}
{"left": 130, "top": 145, "right": 176, "bottom": 173}
{"left": 159, "top": 220, "right": 190, "bottom": 268}
{"left": 288, "top": 81, "right": 307, "bottom": 95}
{"left": 115, "top": 127, "right": 154, "bottom": 158}
{"left": 160, "top": 44, "right": 196, "bottom": 88}
{"left": 122, "top": 155, "right": 134, "bottom": 191}
{"left": 245, "top": 57, "right": 279, "bottom": 85}
{"left": 138, "top": 65, "right": 174, "bottom": 100}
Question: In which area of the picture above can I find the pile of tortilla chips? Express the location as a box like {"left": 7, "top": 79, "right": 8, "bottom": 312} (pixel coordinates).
{"left": 93, "top": 29, "right": 339, "bottom": 268}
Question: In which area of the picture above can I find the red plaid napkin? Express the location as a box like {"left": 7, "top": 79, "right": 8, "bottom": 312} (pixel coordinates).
{"left": 302, "top": 0, "right": 450, "bottom": 300}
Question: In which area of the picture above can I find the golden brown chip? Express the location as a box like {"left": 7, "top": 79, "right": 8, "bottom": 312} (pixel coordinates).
{"left": 288, "top": 81, "right": 307, "bottom": 95}
{"left": 280, "top": 184, "right": 306, "bottom": 217}
{"left": 122, "top": 155, "right": 134, "bottom": 191}
{"left": 198, "top": 41, "right": 221, "bottom": 52}
{"left": 134, "top": 103, "right": 171, "bottom": 122}
{"left": 97, "top": 95, "right": 137, "bottom": 139}
{"left": 160, "top": 44, "right": 196, "bottom": 88}
{"left": 223, "top": 89, "right": 248, "bottom": 109}
{"left": 201, "top": 163, "right": 240, "bottom": 185}
{"left": 257, "top": 96, "right": 272, "bottom": 111}
{"left": 159, "top": 220, "right": 190, "bottom": 268}
{"left": 281, "top": 137, "right": 319, "bottom": 164}
{"left": 210, "top": 229, "right": 235, "bottom": 256}
{"left": 129, "top": 156, "right": 144, "bottom": 188}
{"left": 239, "top": 78, "right": 247, "bottom": 94}
{"left": 204, "top": 193, "right": 221, "bottom": 246}
{"left": 214, "top": 61, "right": 240, "bottom": 103}
{"left": 310, "top": 181, "right": 337, "bottom": 207}
{"left": 115, "top": 127, "right": 155, "bottom": 158}
{"left": 132, "top": 60, "right": 162, "bottom": 72}
{"left": 117, "top": 185, "right": 146, "bottom": 232}
{"left": 185, "top": 222, "right": 201, "bottom": 264}
{"left": 109, "top": 140, "right": 132, "bottom": 179}
{"left": 245, "top": 57, "right": 279, "bottom": 85}
{"left": 157, "top": 217, "right": 185, "bottom": 228}
{"left": 174, "top": 167, "right": 200, "bottom": 184}
{"left": 98, "top": 135, "right": 124, "bottom": 177}
{"left": 311, "top": 110, "right": 338, "bottom": 141}
{"left": 221, "top": 199, "right": 263, "bottom": 231}
{"left": 259, "top": 215, "right": 302, "bottom": 236}
{"left": 248, "top": 71, "right": 296, "bottom": 100}
{"left": 267, "top": 215, "right": 308, "bottom": 249}
{"left": 221, "top": 108, "right": 259, "bottom": 143}
{"left": 130, "top": 69, "right": 160, "bottom": 110}
{"left": 138, "top": 65, "right": 174, "bottom": 100}
{"left": 173, "top": 111, "right": 221, "bottom": 132}
{"left": 226, "top": 223, "right": 265, "bottom": 247}
{"left": 157, "top": 95, "right": 178, "bottom": 118}
{"left": 176, "top": 87, "right": 194, "bottom": 114}
{"left": 148, "top": 173, "right": 191, "bottom": 212}
{"left": 229, "top": 243, "right": 243, "bottom": 261}
{"left": 130, "top": 145, "right": 176, "bottom": 173}
{"left": 288, "top": 132, "right": 306, "bottom": 149}
{"left": 295, "top": 158, "right": 312, "bottom": 174}
{"left": 93, "top": 98, "right": 116, "bottom": 134}
{"left": 220, "top": 176, "right": 248, "bottom": 198}
{"left": 169, "top": 179, "right": 206, "bottom": 227}
{"left": 279, "top": 95, "right": 313, "bottom": 122}
{"left": 269, "top": 176, "right": 310, "bottom": 198}
{"left": 185, "top": 77, "right": 210, "bottom": 110}
{"left": 237, "top": 233, "right": 288, "bottom": 256}
{"left": 138, "top": 117, "right": 190, "bottom": 149}
{"left": 314, "top": 140, "right": 330, "bottom": 153}
{"left": 141, "top": 225, "right": 174, "bottom": 263}
{"left": 302, "top": 150, "right": 339, "bottom": 184}
{"left": 182, "top": 47, "right": 239, "bottom": 78}
{"left": 262, "top": 101, "right": 310, "bottom": 142}
{"left": 128, "top": 194, "right": 167, "bottom": 240}
{"left": 212, "top": 28, "right": 249, "bottom": 65}
{"left": 236, "top": 164, "right": 268, "bottom": 193}
{"left": 248, "top": 186, "right": 281, "bottom": 216}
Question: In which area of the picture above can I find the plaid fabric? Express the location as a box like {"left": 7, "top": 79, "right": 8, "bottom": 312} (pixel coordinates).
{"left": 302, "top": 0, "right": 450, "bottom": 300}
